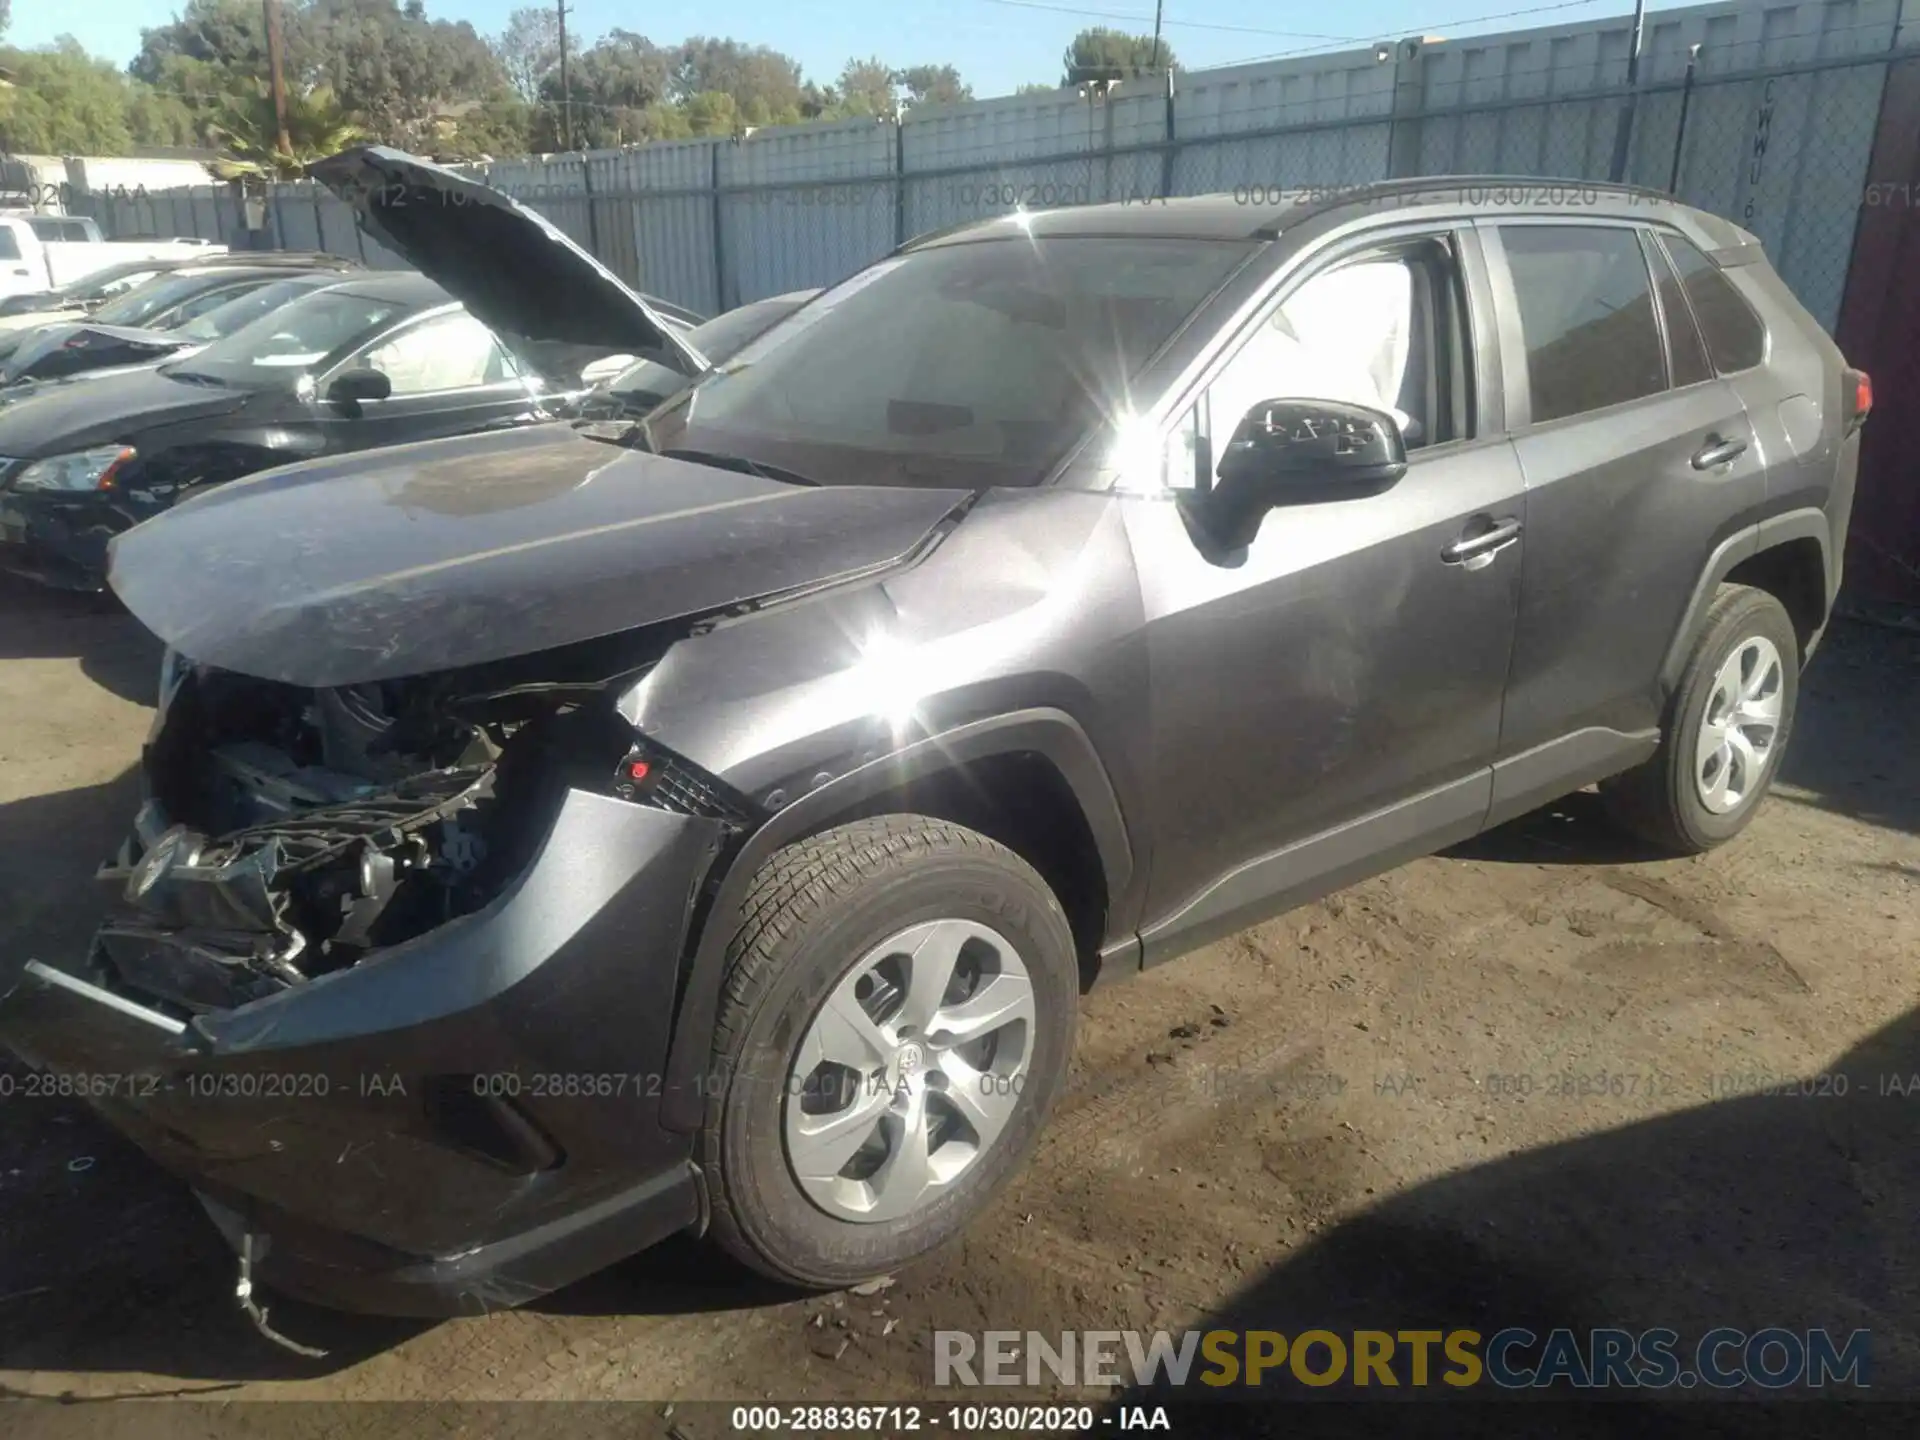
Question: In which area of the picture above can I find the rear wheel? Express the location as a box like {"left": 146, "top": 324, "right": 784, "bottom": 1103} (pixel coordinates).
{"left": 700, "top": 816, "right": 1077, "bottom": 1287}
{"left": 1601, "top": 584, "right": 1799, "bottom": 854}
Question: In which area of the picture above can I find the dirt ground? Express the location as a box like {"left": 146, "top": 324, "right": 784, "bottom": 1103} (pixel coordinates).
{"left": 0, "top": 574, "right": 1916, "bottom": 1434}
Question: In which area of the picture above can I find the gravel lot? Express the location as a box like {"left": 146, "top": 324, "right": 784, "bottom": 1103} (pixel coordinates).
{"left": 1, "top": 576, "right": 1915, "bottom": 1434}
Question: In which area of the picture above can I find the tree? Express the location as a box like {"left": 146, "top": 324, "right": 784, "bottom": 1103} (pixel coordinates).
{"left": 836, "top": 57, "right": 894, "bottom": 117}
{"left": 534, "top": 29, "right": 675, "bottom": 149}
{"left": 207, "top": 80, "right": 363, "bottom": 177}
{"left": 133, "top": 0, "right": 276, "bottom": 87}
{"left": 304, "top": 0, "right": 513, "bottom": 154}
{"left": 682, "top": 90, "right": 740, "bottom": 136}
{"left": 670, "top": 36, "right": 805, "bottom": 123}
{"left": 444, "top": 91, "right": 531, "bottom": 158}
{"left": 1062, "top": 27, "right": 1176, "bottom": 85}
{"left": 1016, "top": 82, "right": 1061, "bottom": 95}
{"left": 493, "top": 6, "right": 558, "bottom": 105}
{"left": 898, "top": 63, "right": 970, "bottom": 108}
{"left": 131, "top": 0, "right": 284, "bottom": 142}
{"left": 0, "top": 39, "right": 137, "bottom": 153}
{"left": 125, "top": 85, "right": 203, "bottom": 147}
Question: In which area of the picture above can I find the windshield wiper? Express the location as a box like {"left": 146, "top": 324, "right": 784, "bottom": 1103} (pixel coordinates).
{"left": 660, "top": 447, "right": 820, "bottom": 488}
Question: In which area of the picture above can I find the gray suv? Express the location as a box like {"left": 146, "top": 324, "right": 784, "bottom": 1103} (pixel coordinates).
{"left": 0, "top": 151, "right": 1868, "bottom": 1318}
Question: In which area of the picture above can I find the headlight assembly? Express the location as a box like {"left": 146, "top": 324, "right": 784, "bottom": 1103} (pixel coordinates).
{"left": 12, "top": 445, "right": 137, "bottom": 492}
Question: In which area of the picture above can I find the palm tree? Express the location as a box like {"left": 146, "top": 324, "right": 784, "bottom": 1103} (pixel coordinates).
{"left": 208, "top": 82, "right": 364, "bottom": 181}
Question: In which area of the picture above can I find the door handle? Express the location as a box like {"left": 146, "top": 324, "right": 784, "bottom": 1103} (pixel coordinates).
{"left": 1691, "top": 435, "right": 1749, "bottom": 470}
{"left": 1441, "top": 517, "right": 1523, "bottom": 566}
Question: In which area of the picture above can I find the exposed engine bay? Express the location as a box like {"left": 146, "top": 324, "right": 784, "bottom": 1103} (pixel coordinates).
{"left": 96, "top": 636, "right": 757, "bottom": 1013}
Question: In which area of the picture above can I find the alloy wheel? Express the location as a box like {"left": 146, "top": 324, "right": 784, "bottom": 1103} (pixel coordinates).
{"left": 783, "top": 918, "right": 1035, "bottom": 1224}
{"left": 1694, "top": 634, "right": 1784, "bottom": 815}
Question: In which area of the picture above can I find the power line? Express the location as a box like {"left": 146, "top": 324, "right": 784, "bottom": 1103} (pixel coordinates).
{"left": 975, "top": 0, "right": 1627, "bottom": 57}
{"left": 975, "top": 0, "right": 1361, "bottom": 42}
{"left": 1205, "top": 0, "right": 1639, "bottom": 66}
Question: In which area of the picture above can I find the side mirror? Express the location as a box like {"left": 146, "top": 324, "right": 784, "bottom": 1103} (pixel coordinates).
{"left": 326, "top": 368, "right": 393, "bottom": 413}
{"left": 1199, "top": 399, "right": 1407, "bottom": 549}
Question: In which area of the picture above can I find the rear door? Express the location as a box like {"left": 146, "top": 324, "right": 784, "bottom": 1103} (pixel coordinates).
{"left": 310, "top": 309, "right": 545, "bottom": 455}
{"left": 1484, "top": 220, "right": 1764, "bottom": 808}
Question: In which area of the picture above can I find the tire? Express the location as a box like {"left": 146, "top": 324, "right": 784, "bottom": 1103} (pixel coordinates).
{"left": 700, "top": 815, "right": 1078, "bottom": 1288}
{"left": 1601, "top": 583, "right": 1800, "bottom": 855}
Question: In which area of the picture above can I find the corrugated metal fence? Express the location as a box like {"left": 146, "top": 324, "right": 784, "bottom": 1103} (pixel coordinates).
{"left": 72, "top": 0, "right": 1920, "bottom": 600}
{"left": 79, "top": 0, "right": 1914, "bottom": 336}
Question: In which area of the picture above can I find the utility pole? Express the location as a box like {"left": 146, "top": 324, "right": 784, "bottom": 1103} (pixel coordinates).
{"left": 262, "top": 0, "right": 293, "bottom": 158}
{"left": 1150, "top": 0, "right": 1166, "bottom": 74}
{"left": 556, "top": 0, "right": 573, "bottom": 151}
{"left": 1607, "top": 0, "right": 1648, "bottom": 183}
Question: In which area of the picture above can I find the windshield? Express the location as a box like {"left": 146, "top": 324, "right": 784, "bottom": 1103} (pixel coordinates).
{"left": 602, "top": 292, "right": 817, "bottom": 409}
{"left": 92, "top": 272, "right": 237, "bottom": 329}
{"left": 26, "top": 263, "right": 168, "bottom": 307}
{"left": 648, "top": 236, "right": 1252, "bottom": 488}
{"left": 176, "top": 276, "right": 336, "bottom": 342}
{"left": 170, "top": 288, "right": 409, "bottom": 385}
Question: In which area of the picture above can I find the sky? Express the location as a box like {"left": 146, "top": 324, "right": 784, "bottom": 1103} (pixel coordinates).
{"left": 13, "top": 0, "right": 1677, "bottom": 99}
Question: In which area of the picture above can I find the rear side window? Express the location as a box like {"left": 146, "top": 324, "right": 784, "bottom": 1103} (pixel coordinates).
{"left": 1500, "top": 225, "right": 1667, "bottom": 424}
{"left": 1644, "top": 234, "right": 1712, "bottom": 389}
{"left": 0, "top": 225, "right": 20, "bottom": 261}
{"left": 1660, "top": 233, "right": 1767, "bottom": 374}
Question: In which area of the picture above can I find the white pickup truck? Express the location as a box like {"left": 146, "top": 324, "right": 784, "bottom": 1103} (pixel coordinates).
{"left": 0, "top": 213, "right": 225, "bottom": 302}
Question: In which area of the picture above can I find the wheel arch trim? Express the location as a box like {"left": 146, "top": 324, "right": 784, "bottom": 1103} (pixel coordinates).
{"left": 1659, "top": 508, "right": 1830, "bottom": 693}
{"left": 658, "top": 706, "right": 1130, "bottom": 1131}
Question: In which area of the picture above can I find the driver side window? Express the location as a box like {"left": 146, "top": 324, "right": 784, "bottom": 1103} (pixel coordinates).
{"left": 353, "top": 311, "right": 519, "bottom": 396}
{"left": 1168, "top": 237, "right": 1469, "bottom": 490}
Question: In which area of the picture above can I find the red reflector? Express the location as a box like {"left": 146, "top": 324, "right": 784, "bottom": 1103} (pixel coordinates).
{"left": 1855, "top": 371, "right": 1873, "bottom": 418}
{"left": 627, "top": 760, "right": 651, "bottom": 780}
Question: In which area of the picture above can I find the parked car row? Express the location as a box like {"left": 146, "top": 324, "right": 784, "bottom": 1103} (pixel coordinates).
{"left": 0, "top": 212, "right": 225, "bottom": 300}
{"left": 0, "top": 148, "right": 1867, "bottom": 1329}
{"left": 0, "top": 211, "right": 811, "bottom": 590}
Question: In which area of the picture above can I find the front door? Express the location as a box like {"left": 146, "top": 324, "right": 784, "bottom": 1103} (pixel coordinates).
{"left": 1127, "top": 228, "right": 1525, "bottom": 962}
{"left": 313, "top": 309, "right": 545, "bottom": 455}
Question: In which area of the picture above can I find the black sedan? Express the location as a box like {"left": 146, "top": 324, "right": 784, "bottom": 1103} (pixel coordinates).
{"left": 0, "top": 269, "right": 689, "bottom": 589}
{"left": 0, "top": 257, "right": 185, "bottom": 321}
{"left": 0, "top": 268, "right": 363, "bottom": 390}
{"left": 0, "top": 253, "right": 358, "bottom": 362}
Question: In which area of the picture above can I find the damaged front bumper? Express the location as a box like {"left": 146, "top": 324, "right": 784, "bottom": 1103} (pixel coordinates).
{"left": 0, "top": 786, "right": 726, "bottom": 1317}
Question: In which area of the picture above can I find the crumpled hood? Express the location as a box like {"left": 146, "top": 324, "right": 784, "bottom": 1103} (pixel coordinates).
{"left": 109, "top": 423, "right": 970, "bottom": 688}
{"left": 4, "top": 322, "right": 194, "bottom": 386}
{"left": 308, "top": 146, "right": 708, "bottom": 384}
{"left": 0, "top": 367, "right": 250, "bottom": 459}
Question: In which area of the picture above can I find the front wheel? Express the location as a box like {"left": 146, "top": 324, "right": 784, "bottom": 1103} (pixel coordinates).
{"left": 699, "top": 816, "right": 1078, "bottom": 1288}
{"left": 1601, "top": 583, "right": 1800, "bottom": 854}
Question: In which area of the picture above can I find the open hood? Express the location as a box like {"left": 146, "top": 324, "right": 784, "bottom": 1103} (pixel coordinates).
{"left": 309, "top": 147, "right": 709, "bottom": 386}
{"left": 108, "top": 423, "right": 970, "bottom": 688}
{"left": 3, "top": 322, "right": 194, "bottom": 387}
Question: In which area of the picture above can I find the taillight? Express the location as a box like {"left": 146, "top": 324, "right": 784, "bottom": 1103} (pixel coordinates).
{"left": 1844, "top": 368, "right": 1872, "bottom": 434}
